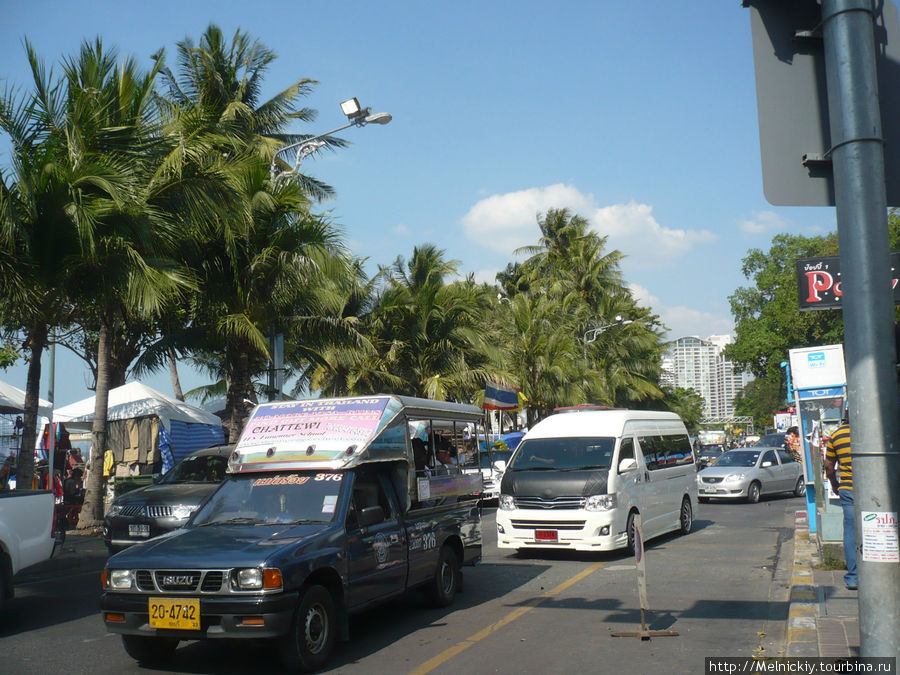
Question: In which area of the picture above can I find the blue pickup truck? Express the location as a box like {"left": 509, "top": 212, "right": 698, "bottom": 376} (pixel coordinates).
{"left": 100, "top": 395, "right": 484, "bottom": 671}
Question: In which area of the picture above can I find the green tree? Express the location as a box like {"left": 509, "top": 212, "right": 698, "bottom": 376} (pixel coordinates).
{"left": 733, "top": 378, "right": 786, "bottom": 432}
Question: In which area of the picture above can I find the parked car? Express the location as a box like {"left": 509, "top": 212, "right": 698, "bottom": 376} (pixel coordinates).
{"left": 479, "top": 449, "right": 512, "bottom": 500}
{"left": 102, "top": 444, "right": 233, "bottom": 553}
{"left": 754, "top": 432, "right": 786, "bottom": 448}
{"left": 697, "top": 447, "right": 804, "bottom": 503}
{"left": 697, "top": 444, "right": 726, "bottom": 468}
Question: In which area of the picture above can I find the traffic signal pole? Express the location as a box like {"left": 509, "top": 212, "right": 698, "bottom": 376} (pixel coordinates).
{"left": 820, "top": 0, "right": 900, "bottom": 658}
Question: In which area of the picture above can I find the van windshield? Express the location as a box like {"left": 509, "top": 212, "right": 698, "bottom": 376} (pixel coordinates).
{"left": 509, "top": 437, "right": 615, "bottom": 471}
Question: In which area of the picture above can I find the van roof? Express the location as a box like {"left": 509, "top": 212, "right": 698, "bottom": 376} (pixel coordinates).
{"left": 524, "top": 409, "right": 684, "bottom": 439}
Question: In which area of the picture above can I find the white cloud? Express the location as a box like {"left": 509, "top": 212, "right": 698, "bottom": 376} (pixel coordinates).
{"left": 393, "top": 224, "right": 409, "bottom": 235}
{"left": 658, "top": 306, "right": 734, "bottom": 341}
{"left": 628, "top": 283, "right": 659, "bottom": 307}
{"left": 460, "top": 184, "right": 715, "bottom": 267}
{"left": 739, "top": 210, "right": 788, "bottom": 235}
{"left": 628, "top": 284, "right": 732, "bottom": 340}
{"left": 472, "top": 268, "right": 500, "bottom": 285}
{"left": 460, "top": 184, "right": 593, "bottom": 255}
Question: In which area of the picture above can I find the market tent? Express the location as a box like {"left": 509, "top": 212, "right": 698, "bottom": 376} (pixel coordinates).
{"left": 0, "top": 379, "right": 53, "bottom": 418}
{"left": 55, "top": 382, "right": 225, "bottom": 473}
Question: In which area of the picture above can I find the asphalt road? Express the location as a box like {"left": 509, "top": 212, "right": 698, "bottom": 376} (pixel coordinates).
{"left": 1, "top": 495, "right": 801, "bottom": 674}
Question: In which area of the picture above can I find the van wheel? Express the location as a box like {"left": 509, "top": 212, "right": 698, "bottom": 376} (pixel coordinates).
{"left": 626, "top": 511, "right": 638, "bottom": 555}
{"left": 121, "top": 635, "right": 179, "bottom": 665}
{"left": 747, "top": 481, "right": 761, "bottom": 504}
{"left": 427, "top": 545, "right": 460, "bottom": 607}
{"left": 793, "top": 477, "right": 806, "bottom": 497}
{"left": 679, "top": 497, "right": 693, "bottom": 534}
{"left": 280, "top": 584, "right": 336, "bottom": 672}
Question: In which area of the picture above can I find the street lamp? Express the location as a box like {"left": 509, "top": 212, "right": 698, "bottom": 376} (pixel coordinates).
{"left": 269, "top": 97, "right": 392, "bottom": 183}
{"left": 583, "top": 316, "right": 633, "bottom": 344}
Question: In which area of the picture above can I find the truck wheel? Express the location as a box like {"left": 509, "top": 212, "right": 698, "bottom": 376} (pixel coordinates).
{"left": 747, "top": 481, "right": 761, "bottom": 504}
{"left": 679, "top": 497, "right": 693, "bottom": 535}
{"left": 280, "top": 584, "right": 336, "bottom": 672}
{"left": 0, "top": 557, "right": 8, "bottom": 613}
{"left": 121, "top": 635, "right": 178, "bottom": 665}
{"left": 427, "top": 545, "right": 460, "bottom": 607}
{"left": 793, "top": 477, "right": 806, "bottom": 497}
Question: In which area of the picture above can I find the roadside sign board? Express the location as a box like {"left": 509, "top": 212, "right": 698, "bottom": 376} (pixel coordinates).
{"left": 796, "top": 253, "right": 900, "bottom": 310}
{"left": 788, "top": 345, "right": 846, "bottom": 390}
{"left": 746, "top": 0, "right": 900, "bottom": 206}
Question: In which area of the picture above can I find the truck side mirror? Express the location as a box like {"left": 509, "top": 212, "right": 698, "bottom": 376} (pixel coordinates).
{"left": 358, "top": 505, "right": 385, "bottom": 528}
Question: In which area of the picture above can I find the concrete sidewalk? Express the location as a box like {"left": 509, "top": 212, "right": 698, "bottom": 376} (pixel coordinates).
{"left": 786, "top": 510, "right": 860, "bottom": 658}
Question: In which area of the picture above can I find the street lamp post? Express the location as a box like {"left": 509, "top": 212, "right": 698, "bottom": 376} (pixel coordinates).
{"left": 269, "top": 97, "right": 392, "bottom": 183}
{"left": 266, "top": 98, "right": 391, "bottom": 400}
{"left": 583, "top": 316, "right": 633, "bottom": 345}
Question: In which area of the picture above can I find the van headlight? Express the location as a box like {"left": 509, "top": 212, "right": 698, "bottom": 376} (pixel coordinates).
{"left": 584, "top": 494, "right": 617, "bottom": 511}
{"left": 499, "top": 494, "right": 515, "bottom": 511}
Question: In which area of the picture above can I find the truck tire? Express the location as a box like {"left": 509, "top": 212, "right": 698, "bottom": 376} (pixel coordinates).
{"left": 0, "top": 555, "right": 9, "bottom": 613}
{"left": 121, "top": 635, "right": 179, "bottom": 665}
{"left": 426, "top": 545, "right": 460, "bottom": 608}
{"left": 280, "top": 584, "right": 336, "bottom": 672}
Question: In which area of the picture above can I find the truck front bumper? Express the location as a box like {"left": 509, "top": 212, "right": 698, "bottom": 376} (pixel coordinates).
{"left": 101, "top": 591, "right": 299, "bottom": 639}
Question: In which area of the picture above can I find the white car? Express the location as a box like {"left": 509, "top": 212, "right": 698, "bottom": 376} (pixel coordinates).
{"left": 697, "top": 447, "right": 804, "bottom": 503}
{"left": 479, "top": 450, "right": 511, "bottom": 500}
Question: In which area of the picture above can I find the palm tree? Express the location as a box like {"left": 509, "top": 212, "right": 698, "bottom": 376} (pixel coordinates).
{"left": 364, "top": 244, "right": 494, "bottom": 400}
{"left": 56, "top": 40, "right": 195, "bottom": 528}
{"left": 0, "top": 42, "right": 98, "bottom": 489}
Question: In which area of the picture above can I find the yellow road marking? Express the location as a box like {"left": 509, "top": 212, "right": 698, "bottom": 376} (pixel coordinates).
{"left": 409, "top": 560, "right": 606, "bottom": 675}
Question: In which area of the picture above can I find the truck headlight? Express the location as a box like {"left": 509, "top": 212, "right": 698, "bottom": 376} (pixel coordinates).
{"left": 234, "top": 568, "right": 283, "bottom": 590}
{"left": 171, "top": 504, "right": 196, "bottom": 520}
{"left": 499, "top": 494, "right": 515, "bottom": 511}
{"left": 584, "top": 494, "right": 616, "bottom": 511}
{"left": 108, "top": 569, "right": 135, "bottom": 590}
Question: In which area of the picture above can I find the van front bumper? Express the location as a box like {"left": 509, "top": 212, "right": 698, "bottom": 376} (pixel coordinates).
{"left": 495, "top": 508, "right": 625, "bottom": 552}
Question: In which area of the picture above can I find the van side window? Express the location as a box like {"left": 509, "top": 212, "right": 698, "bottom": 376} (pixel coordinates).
{"left": 637, "top": 436, "right": 659, "bottom": 471}
{"left": 667, "top": 434, "right": 695, "bottom": 468}
{"left": 618, "top": 437, "right": 635, "bottom": 472}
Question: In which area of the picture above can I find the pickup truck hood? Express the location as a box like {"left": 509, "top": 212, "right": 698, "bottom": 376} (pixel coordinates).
{"left": 107, "top": 521, "right": 332, "bottom": 569}
{"left": 500, "top": 468, "right": 610, "bottom": 498}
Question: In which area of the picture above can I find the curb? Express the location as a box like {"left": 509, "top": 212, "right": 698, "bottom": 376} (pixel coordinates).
{"left": 786, "top": 510, "right": 820, "bottom": 657}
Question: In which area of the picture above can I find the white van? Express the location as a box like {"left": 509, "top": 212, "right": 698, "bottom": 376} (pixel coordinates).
{"left": 495, "top": 409, "right": 698, "bottom": 552}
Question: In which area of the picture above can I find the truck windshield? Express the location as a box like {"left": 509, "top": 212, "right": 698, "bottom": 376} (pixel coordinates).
{"left": 191, "top": 471, "right": 345, "bottom": 526}
{"left": 509, "top": 438, "right": 615, "bottom": 471}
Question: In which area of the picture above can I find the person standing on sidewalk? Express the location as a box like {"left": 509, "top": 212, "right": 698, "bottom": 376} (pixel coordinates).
{"left": 824, "top": 416, "right": 857, "bottom": 590}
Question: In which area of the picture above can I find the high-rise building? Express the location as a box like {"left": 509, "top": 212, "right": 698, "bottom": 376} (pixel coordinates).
{"left": 664, "top": 335, "right": 746, "bottom": 417}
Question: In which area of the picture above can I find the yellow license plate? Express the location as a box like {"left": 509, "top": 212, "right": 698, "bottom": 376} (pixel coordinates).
{"left": 148, "top": 597, "right": 200, "bottom": 630}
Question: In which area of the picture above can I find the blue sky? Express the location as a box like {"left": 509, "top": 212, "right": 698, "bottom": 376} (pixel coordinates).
{"left": 0, "top": 0, "right": 837, "bottom": 407}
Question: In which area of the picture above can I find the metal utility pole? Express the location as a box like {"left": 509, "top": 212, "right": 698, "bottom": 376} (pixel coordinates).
{"left": 820, "top": 0, "right": 900, "bottom": 658}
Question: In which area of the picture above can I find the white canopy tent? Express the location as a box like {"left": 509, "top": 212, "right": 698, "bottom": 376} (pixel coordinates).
{"left": 54, "top": 381, "right": 221, "bottom": 431}
{"left": 0, "top": 379, "right": 53, "bottom": 418}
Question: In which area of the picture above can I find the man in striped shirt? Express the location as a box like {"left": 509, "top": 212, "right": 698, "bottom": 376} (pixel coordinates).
{"left": 824, "top": 419, "right": 856, "bottom": 590}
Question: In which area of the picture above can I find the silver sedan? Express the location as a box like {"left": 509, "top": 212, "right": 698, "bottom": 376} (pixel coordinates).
{"left": 696, "top": 447, "right": 805, "bottom": 503}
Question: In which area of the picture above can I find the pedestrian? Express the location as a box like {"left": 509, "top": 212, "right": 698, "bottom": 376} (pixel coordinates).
{"left": 785, "top": 427, "right": 802, "bottom": 462}
{"left": 824, "top": 414, "right": 856, "bottom": 590}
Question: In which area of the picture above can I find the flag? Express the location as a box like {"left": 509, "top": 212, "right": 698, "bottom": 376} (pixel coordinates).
{"left": 483, "top": 381, "right": 520, "bottom": 410}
